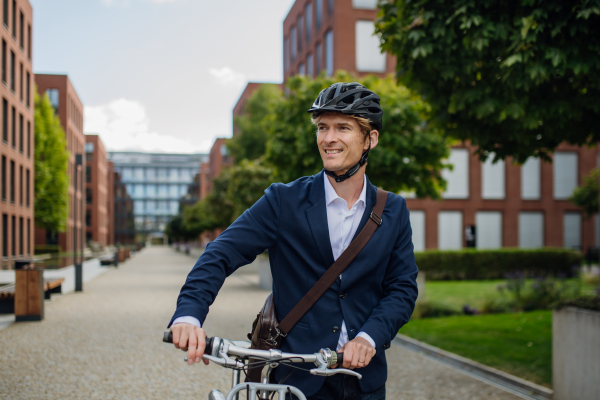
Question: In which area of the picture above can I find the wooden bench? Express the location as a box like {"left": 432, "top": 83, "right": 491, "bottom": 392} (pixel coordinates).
{"left": 0, "top": 278, "right": 65, "bottom": 313}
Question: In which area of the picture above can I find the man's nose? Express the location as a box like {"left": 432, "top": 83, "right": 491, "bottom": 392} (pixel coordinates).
{"left": 323, "top": 128, "right": 338, "bottom": 143}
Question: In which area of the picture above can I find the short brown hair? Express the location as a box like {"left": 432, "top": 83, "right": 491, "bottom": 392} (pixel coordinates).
{"left": 311, "top": 111, "right": 373, "bottom": 138}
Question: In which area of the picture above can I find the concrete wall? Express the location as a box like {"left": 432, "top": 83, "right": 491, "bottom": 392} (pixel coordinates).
{"left": 553, "top": 307, "right": 600, "bottom": 400}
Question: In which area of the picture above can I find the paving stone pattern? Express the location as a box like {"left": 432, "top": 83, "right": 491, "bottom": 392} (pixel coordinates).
{"left": 0, "top": 247, "right": 521, "bottom": 399}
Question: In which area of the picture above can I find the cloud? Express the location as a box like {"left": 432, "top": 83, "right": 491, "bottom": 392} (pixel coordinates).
{"left": 208, "top": 67, "right": 246, "bottom": 86}
{"left": 84, "top": 99, "right": 207, "bottom": 153}
{"left": 101, "top": 0, "right": 177, "bottom": 6}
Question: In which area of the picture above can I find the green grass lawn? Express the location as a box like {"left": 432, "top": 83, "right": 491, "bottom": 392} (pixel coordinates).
{"left": 400, "top": 310, "right": 553, "bottom": 387}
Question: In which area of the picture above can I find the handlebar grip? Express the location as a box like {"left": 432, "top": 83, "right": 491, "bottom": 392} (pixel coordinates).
{"left": 336, "top": 352, "right": 344, "bottom": 366}
{"left": 162, "top": 330, "right": 214, "bottom": 355}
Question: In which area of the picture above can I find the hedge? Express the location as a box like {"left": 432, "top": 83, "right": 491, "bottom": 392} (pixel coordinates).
{"left": 554, "top": 296, "right": 600, "bottom": 312}
{"left": 415, "top": 248, "right": 583, "bottom": 280}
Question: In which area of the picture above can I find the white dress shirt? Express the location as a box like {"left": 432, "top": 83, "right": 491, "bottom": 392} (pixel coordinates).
{"left": 173, "top": 173, "right": 376, "bottom": 351}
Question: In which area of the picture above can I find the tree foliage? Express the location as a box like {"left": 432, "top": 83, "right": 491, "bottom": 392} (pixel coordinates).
{"left": 376, "top": 0, "right": 600, "bottom": 163}
{"left": 569, "top": 168, "right": 599, "bottom": 217}
{"left": 227, "top": 159, "right": 274, "bottom": 220}
{"left": 266, "top": 72, "right": 449, "bottom": 198}
{"left": 228, "top": 84, "right": 283, "bottom": 164}
{"left": 34, "top": 89, "right": 70, "bottom": 232}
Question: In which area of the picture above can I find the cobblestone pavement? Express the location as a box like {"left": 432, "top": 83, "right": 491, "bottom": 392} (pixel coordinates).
{"left": 0, "top": 246, "right": 522, "bottom": 399}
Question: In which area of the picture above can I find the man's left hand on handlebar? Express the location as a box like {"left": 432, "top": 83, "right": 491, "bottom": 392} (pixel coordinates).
{"left": 338, "top": 337, "right": 376, "bottom": 370}
{"left": 170, "top": 323, "right": 210, "bottom": 366}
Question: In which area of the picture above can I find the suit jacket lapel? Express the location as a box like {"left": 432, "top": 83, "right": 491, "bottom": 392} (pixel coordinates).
{"left": 306, "top": 171, "right": 335, "bottom": 268}
{"left": 351, "top": 176, "right": 377, "bottom": 242}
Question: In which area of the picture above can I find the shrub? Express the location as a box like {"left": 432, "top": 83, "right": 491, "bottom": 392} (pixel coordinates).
{"left": 412, "top": 301, "right": 461, "bottom": 319}
{"left": 415, "top": 249, "right": 582, "bottom": 281}
{"left": 554, "top": 295, "right": 600, "bottom": 312}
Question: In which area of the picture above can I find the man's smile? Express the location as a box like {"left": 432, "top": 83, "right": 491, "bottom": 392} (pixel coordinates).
{"left": 324, "top": 149, "right": 343, "bottom": 154}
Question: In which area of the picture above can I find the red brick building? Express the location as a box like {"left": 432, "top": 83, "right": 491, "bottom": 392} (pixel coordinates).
{"left": 283, "top": 0, "right": 395, "bottom": 81}
{"left": 85, "top": 134, "right": 110, "bottom": 246}
{"left": 34, "top": 74, "right": 85, "bottom": 253}
{"left": 199, "top": 138, "right": 231, "bottom": 200}
{"left": 107, "top": 161, "right": 115, "bottom": 246}
{"left": 0, "top": 0, "right": 33, "bottom": 267}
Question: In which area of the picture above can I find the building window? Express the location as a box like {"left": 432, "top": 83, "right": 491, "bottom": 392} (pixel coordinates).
{"left": 284, "top": 36, "right": 290, "bottom": 73}
{"left": 1, "top": 40, "right": 5, "bottom": 83}
{"left": 86, "top": 166, "right": 91, "bottom": 183}
{"left": 316, "top": 42, "right": 322, "bottom": 73}
{"left": 298, "top": 63, "right": 305, "bottom": 76}
{"left": 305, "top": 2, "right": 312, "bottom": 42}
{"left": 476, "top": 211, "right": 502, "bottom": 249}
{"left": 86, "top": 209, "right": 91, "bottom": 227}
{"left": 46, "top": 88, "right": 59, "bottom": 114}
{"left": 438, "top": 211, "right": 463, "bottom": 250}
{"left": 18, "top": 164, "right": 21, "bottom": 205}
{"left": 328, "top": 0, "right": 334, "bottom": 14}
{"left": 554, "top": 152, "right": 578, "bottom": 200}
{"left": 297, "top": 16, "right": 303, "bottom": 52}
{"left": 481, "top": 155, "right": 505, "bottom": 199}
{"left": 353, "top": 0, "right": 377, "bottom": 9}
{"left": 409, "top": 210, "right": 426, "bottom": 252}
{"left": 10, "top": 106, "right": 14, "bottom": 147}
{"left": 19, "top": 10, "right": 23, "bottom": 49}
{"left": 11, "top": 0, "right": 15, "bottom": 38}
{"left": 564, "top": 212, "right": 582, "bottom": 250}
{"left": 26, "top": 218, "right": 29, "bottom": 254}
{"left": 25, "top": 71, "right": 29, "bottom": 107}
{"left": 355, "top": 20, "right": 386, "bottom": 72}
{"left": 27, "top": 24, "right": 30, "bottom": 59}
{"left": 1, "top": 156, "right": 5, "bottom": 200}
{"left": 86, "top": 188, "right": 92, "bottom": 204}
{"left": 519, "top": 212, "right": 544, "bottom": 248}
{"left": 18, "top": 217, "right": 22, "bottom": 256}
{"left": 9, "top": 50, "right": 14, "bottom": 91}
{"left": 325, "top": 30, "right": 333, "bottom": 76}
{"left": 25, "top": 168, "right": 28, "bottom": 206}
{"left": 307, "top": 53, "right": 314, "bottom": 77}
{"left": 86, "top": 232, "right": 92, "bottom": 243}
{"left": 290, "top": 26, "right": 297, "bottom": 61}
{"left": 19, "top": 62, "right": 22, "bottom": 101}
{"left": 521, "top": 157, "right": 540, "bottom": 200}
{"left": 26, "top": 120, "right": 30, "bottom": 157}
{"left": 2, "top": 0, "right": 7, "bottom": 27}
{"left": 2, "top": 98, "right": 6, "bottom": 143}
{"left": 11, "top": 215, "right": 15, "bottom": 256}
{"left": 316, "top": 0, "right": 323, "bottom": 29}
{"left": 18, "top": 113, "right": 22, "bottom": 152}
{"left": 9, "top": 159, "right": 13, "bottom": 203}
{"left": 442, "top": 148, "right": 469, "bottom": 199}
{"left": 2, "top": 214, "right": 6, "bottom": 258}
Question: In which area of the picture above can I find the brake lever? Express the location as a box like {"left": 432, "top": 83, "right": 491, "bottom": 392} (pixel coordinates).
{"left": 309, "top": 367, "right": 362, "bottom": 379}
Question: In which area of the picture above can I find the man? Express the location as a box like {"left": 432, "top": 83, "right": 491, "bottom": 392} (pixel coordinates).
{"left": 169, "top": 82, "right": 418, "bottom": 399}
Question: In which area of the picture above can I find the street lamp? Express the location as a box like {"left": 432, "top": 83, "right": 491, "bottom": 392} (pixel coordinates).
{"left": 74, "top": 154, "right": 83, "bottom": 292}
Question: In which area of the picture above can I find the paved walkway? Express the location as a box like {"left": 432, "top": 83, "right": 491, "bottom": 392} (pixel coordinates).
{"left": 0, "top": 246, "right": 521, "bottom": 399}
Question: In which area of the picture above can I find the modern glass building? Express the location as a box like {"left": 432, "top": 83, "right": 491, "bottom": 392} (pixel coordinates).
{"left": 108, "top": 152, "right": 207, "bottom": 241}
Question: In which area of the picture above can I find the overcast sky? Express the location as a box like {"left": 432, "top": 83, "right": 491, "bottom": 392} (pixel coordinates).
{"left": 31, "top": 0, "right": 294, "bottom": 153}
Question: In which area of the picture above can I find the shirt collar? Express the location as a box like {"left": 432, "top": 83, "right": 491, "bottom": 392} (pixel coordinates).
{"left": 324, "top": 172, "right": 367, "bottom": 208}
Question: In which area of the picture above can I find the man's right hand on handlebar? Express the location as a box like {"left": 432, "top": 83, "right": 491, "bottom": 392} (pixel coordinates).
{"left": 170, "top": 323, "right": 209, "bottom": 366}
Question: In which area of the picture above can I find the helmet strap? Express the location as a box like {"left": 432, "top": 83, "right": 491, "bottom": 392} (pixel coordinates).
{"left": 324, "top": 136, "right": 371, "bottom": 183}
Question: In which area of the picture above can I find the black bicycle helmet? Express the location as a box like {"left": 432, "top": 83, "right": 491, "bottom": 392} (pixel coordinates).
{"left": 308, "top": 82, "right": 382, "bottom": 182}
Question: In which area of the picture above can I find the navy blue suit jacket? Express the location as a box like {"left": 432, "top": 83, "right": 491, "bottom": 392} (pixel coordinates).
{"left": 169, "top": 170, "right": 418, "bottom": 396}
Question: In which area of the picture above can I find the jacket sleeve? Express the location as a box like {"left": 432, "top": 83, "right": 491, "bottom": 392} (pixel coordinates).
{"left": 358, "top": 198, "right": 419, "bottom": 351}
{"left": 168, "top": 184, "right": 281, "bottom": 327}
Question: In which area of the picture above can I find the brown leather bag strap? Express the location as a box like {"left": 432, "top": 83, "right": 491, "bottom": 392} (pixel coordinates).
{"left": 277, "top": 188, "right": 389, "bottom": 336}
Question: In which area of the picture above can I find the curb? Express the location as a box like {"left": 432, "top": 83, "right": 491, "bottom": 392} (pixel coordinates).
{"left": 394, "top": 334, "right": 553, "bottom": 400}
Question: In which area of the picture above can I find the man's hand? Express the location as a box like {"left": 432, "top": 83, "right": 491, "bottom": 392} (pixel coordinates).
{"left": 170, "top": 323, "right": 209, "bottom": 366}
{"left": 339, "top": 337, "right": 376, "bottom": 369}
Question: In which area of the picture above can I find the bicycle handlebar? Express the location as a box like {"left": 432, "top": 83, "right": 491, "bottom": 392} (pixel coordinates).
{"left": 163, "top": 330, "right": 344, "bottom": 366}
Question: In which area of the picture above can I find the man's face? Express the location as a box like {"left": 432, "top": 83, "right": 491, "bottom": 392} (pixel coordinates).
{"left": 316, "top": 113, "right": 370, "bottom": 175}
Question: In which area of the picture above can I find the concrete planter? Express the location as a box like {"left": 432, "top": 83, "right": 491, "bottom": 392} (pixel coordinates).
{"left": 257, "top": 254, "right": 271, "bottom": 291}
{"left": 553, "top": 307, "right": 600, "bottom": 400}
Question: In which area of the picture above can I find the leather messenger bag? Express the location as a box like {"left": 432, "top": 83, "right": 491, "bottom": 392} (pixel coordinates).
{"left": 246, "top": 188, "right": 389, "bottom": 382}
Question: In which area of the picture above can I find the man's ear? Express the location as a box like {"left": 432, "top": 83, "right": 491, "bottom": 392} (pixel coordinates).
{"left": 366, "top": 130, "right": 379, "bottom": 151}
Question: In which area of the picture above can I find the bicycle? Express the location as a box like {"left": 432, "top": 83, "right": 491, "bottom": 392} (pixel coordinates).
{"left": 163, "top": 330, "right": 362, "bottom": 400}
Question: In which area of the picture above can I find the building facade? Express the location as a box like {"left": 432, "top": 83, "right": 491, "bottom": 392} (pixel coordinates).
{"left": 283, "top": 0, "right": 395, "bottom": 82}
{"left": 85, "top": 135, "right": 110, "bottom": 246}
{"left": 34, "top": 74, "right": 85, "bottom": 254}
{"left": 0, "top": 0, "right": 33, "bottom": 268}
{"left": 108, "top": 152, "right": 207, "bottom": 242}
{"left": 199, "top": 138, "right": 231, "bottom": 200}
{"left": 406, "top": 143, "right": 599, "bottom": 252}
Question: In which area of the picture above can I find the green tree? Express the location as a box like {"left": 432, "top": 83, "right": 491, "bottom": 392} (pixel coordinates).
{"left": 569, "top": 168, "right": 599, "bottom": 217}
{"left": 227, "top": 159, "right": 274, "bottom": 220}
{"left": 34, "top": 90, "right": 70, "bottom": 231}
{"left": 228, "top": 84, "right": 283, "bottom": 164}
{"left": 376, "top": 0, "right": 600, "bottom": 163}
{"left": 266, "top": 72, "right": 449, "bottom": 198}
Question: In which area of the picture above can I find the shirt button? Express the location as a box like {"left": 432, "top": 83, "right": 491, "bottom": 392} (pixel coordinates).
{"left": 332, "top": 326, "right": 339, "bottom": 333}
